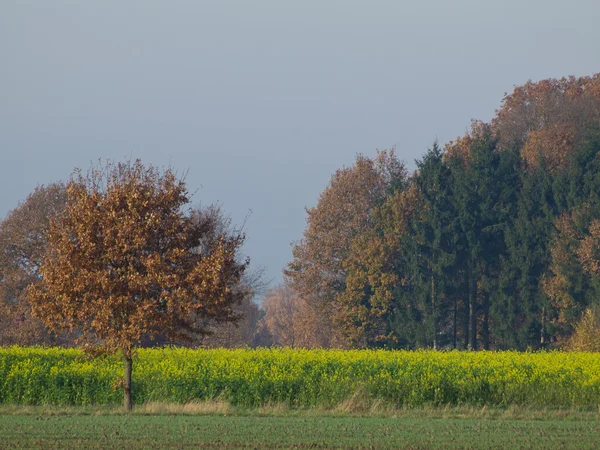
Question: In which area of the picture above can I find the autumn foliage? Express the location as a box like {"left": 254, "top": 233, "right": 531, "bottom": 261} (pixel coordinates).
{"left": 261, "top": 283, "right": 336, "bottom": 348}
{"left": 4, "top": 72, "right": 600, "bottom": 359}
{"left": 25, "top": 160, "right": 247, "bottom": 409}
{"left": 284, "top": 72, "right": 600, "bottom": 351}
{"left": 0, "top": 184, "right": 68, "bottom": 346}
{"left": 285, "top": 150, "right": 407, "bottom": 346}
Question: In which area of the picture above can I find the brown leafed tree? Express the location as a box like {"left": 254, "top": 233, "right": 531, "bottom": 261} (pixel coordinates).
{"left": 0, "top": 183, "right": 70, "bottom": 346}
{"left": 446, "top": 75, "right": 600, "bottom": 172}
{"left": 261, "top": 283, "right": 335, "bottom": 348}
{"left": 542, "top": 203, "right": 600, "bottom": 343}
{"left": 285, "top": 150, "right": 407, "bottom": 345}
{"left": 26, "top": 160, "right": 248, "bottom": 410}
{"left": 492, "top": 74, "right": 600, "bottom": 171}
{"left": 338, "top": 185, "right": 421, "bottom": 346}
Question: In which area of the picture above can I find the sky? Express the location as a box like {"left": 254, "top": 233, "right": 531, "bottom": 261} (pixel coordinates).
{"left": 1, "top": 0, "right": 600, "bottom": 290}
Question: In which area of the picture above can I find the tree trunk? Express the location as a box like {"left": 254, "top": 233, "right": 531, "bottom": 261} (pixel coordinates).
{"left": 469, "top": 265, "right": 477, "bottom": 350}
{"left": 124, "top": 354, "right": 133, "bottom": 411}
{"left": 540, "top": 307, "right": 546, "bottom": 346}
{"left": 431, "top": 275, "right": 437, "bottom": 350}
{"left": 463, "top": 296, "right": 470, "bottom": 350}
{"left": 453, "top": 297, "right": 457, "bottom": 349}
{"left": 482, "top": 293, "right": 490, "bottom": 350}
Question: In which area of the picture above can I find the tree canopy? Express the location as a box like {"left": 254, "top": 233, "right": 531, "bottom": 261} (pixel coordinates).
{"left": 26, "top": 160, "right": 248, "bottom": 409}
{"left": 284, "top": 73, "right": 600, "bottom": 351}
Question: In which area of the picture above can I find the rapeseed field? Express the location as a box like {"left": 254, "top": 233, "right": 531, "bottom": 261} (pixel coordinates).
{"left": 1, "top": 347, "right": 599, "bottom": 408}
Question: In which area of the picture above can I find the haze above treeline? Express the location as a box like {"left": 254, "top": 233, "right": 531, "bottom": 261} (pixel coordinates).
{"left": 3, "top": 2, "right": 600, "bottom": 288}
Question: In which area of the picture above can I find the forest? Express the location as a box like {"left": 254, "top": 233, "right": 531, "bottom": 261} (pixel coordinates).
{"left": 2, "top": 74, "right": 600, "bottom": 352}
{"left": 284, "top": 74, "right": 600, "bottom": 351}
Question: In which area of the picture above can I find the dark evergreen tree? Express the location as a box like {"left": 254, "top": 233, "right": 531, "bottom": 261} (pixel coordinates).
{"left": 407, "top": 142, "right": 457, "bottom": 348}
{"left": 449, "top": 131, "right": 519, "bottom": 349}
{"left": 494, "top": 155, "right": 556, "bottom": 349}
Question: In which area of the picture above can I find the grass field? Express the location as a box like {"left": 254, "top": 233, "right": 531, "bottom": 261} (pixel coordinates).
{"left": 1, "top": 406, "right": 599, "bottom": 449}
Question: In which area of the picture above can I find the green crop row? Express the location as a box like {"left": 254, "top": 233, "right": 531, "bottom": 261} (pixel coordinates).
{"left": 1, "top": 347, "right": 599, "bottom": 408}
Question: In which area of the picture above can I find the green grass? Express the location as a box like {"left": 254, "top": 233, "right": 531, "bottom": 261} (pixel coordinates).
{"left": 1, "top": 406, "right": 600, "bottom": 449}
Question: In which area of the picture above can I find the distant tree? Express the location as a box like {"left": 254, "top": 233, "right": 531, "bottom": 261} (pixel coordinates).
{"left": 201, "top": 267, "right": 268, "bottom": 348}
{"left": 261, "top": 284, "right": 301, "bottom": 348}
{"left": 202, "top": 295, "right": 261, "bottom": 348}
{"left": 261, "top": 283, "right": 333, "bottom": 348}
{"left": 26, "top": 160, "right": 248, "bottom": 410}
{"left": 0, "top": 183, "right": 70, "bottom": 346}
{"left": 188, "top": 205, "right": 269, "bottom": 349}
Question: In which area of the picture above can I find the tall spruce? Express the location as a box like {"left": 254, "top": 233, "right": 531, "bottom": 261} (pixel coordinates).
{"left": 449, "top": 131, "right": 518, "bottom": 349}
{"left": 408, "top": 142, "right": 456, "bottom": 348}
{"left": 495, "top": 156, "right": 556, "bottom": 349}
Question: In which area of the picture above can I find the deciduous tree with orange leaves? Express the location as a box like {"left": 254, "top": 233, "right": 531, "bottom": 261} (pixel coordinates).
{"left": 0, "top": 183, "right": 69, "bottom": 346}
{"left": 285, "top": 150, "right": 407, "bottom": 346}
{"left": 26, "top": 160, "right": 248, "bottom": 410}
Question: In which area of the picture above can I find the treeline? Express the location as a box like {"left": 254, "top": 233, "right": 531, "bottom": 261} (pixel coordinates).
{"left": 2, "top": 74, "right": 600, "bottom": 351}
{"left": 283, "top": 74, "right": 600, "bottom": 351}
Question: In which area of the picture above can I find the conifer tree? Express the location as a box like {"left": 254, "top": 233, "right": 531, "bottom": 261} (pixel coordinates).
{"left": 450, "top": 131, "right": 518, "bottom": 349}
{"left": 495, "top": 156, "right": 555, "bottom": 349}
{"left": 408, "top": 142, "right": 457, "bottom": 348}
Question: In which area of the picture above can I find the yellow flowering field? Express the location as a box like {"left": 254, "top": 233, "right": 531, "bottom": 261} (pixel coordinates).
{"left": 1, "top": 347, "right": 599, "bottom": 407}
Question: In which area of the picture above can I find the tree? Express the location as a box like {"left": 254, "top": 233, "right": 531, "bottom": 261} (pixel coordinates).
{"left": 566, "top": 307, "right": 600, "bottom": 352}
{"left": 0, "top": 186, "right": 259, "bottom": 349}
{"left": 492, "top": 74, "right": 600, "bottom": 171}
{"left": 26, "top": 160, "right": 248, "bottom": 410}
{"left": 339, "top": 185, "right": 421, "bottom": 347}
{"left": 409, "top": 142, "right": 457, "bottom": 349}
{"left": 261, "top": 283, "right": 334, "bottom": 348}
{"left": 286, "top": 150, "right": 407, "bottom": 346}
{"left": 0, "top": 183, "right": 70, "bottom": 346}
{"left": 494, "top": 158, "right": 556, "bottom": 349}
{"left": 448, "top": 130, "right": 519, "bottom": 349}
{"left": 201, "top": 295, "right": 261, "bottom": 348}
{"left": 261, "top": 284, "right": 300, "bottom": 347}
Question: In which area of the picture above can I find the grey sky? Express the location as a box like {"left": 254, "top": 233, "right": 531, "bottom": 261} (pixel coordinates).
{"left": 1, "top": 0, "right": 599, "bottom": 289}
